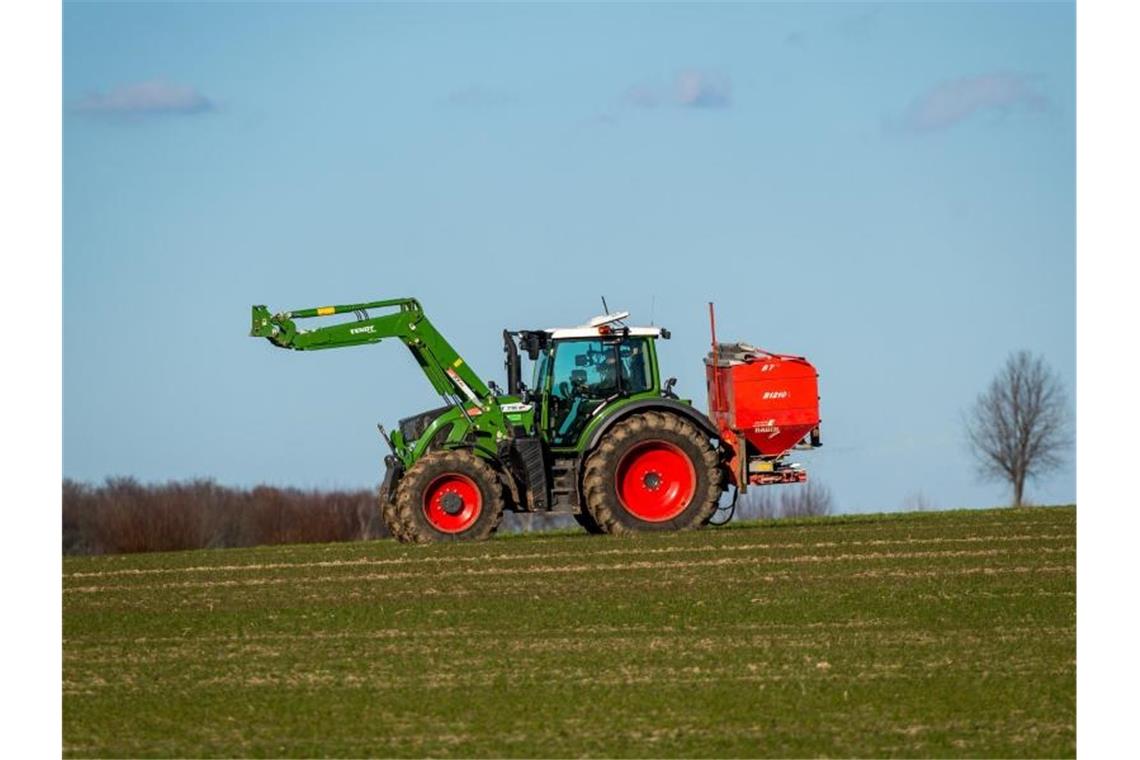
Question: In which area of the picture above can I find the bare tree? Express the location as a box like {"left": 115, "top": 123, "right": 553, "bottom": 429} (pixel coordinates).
{"left": 965, "top": 351, "right": 1071, "bottom": 508}
{"left": 779, "top": 480, "right": 833, "bottom": 518}
{"left": 736, "top": 487, "right": 781, "bottom": 520}
{"left": 735, "top": 480, "right": 832, "bottom": 520}
{"left": 901, "top": 490, "right": 935, "bottom": 512}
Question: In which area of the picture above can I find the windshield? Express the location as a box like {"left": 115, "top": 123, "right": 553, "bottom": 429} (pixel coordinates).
{"left": 552, "top": 340, "right": 618, "bottom": 400}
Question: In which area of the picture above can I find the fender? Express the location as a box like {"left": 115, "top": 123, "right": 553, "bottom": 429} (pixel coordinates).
{"left": 582, "top": 397, "right": 723, "bottom": 455}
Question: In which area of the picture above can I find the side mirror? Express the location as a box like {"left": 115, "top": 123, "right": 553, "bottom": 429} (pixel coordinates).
{"left": 519, "top": 332, "right": 544, "bottom": 360}
{"left": 663, "top": 377, "right": 678, "bottom": 398}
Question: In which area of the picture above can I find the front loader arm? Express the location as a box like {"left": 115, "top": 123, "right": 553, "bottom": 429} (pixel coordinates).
{"left": 250, "top": 298, "right": 493, "bottom": 406}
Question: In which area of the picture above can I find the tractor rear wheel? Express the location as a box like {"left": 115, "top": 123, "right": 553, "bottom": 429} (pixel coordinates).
{"left": 573, "top": 511, "right": 606, "bottom": 535}
{"left": 582, "top": 411, "right": 721, "bottom": 535}
{"left": 386, "top": 449, "right": 505, "bottom": 543}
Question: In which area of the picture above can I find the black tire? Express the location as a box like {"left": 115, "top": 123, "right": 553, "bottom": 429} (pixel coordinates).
{"left": 582, "top": 411, "right": 722, "bottom": 535}
{"left": 385, "top": 449, "right": 505, "bottom": 544}
{"left": 573, "top": 511, "right": 606, "bottom": 535}
{"left": 379, "top": 490, "right": 409, "bottom": 543}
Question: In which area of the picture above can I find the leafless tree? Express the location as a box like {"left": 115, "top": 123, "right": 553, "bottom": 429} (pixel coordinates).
{"left": 965, "top": 351, "right": 1071, "bottom": 508}
{"left": 735, "top": 480, "right": 832, "bottom": 520}
{"left": 901, "top": 490, "right": 935, "bottom": 512}
{"left": 735, "top": 487, "right": 780, "bottom": 520}
{"left": 779, "top": 480, "right": 833, "bottom": 518}
{"left": 62, "top": 478, "right": 389, "bottom": 555}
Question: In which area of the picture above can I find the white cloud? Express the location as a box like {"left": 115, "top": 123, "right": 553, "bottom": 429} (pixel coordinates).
{"left": 75, "top": 80, "right": 215, "bottom": 116}
{"left": 674, "top": 70, "right": 731, "bottom": 109}
{"left": 903, "top": 73, "right": 1047, "bottom": 133}
{"left": 622, "top": 70, "right": 732, "bottom": 110}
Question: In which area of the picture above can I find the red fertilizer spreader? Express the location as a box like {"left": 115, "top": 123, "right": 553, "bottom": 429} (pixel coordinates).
{"left": 704, "top": 311, "right": 821, "bottom": 490}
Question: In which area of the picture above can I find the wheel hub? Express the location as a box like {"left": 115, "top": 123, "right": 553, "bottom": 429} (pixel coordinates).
{"left": 642, "top": 471, "right": 662, "bottom": 490}
{"left": 422, "top": 473, "right": 483, "bottom": 533}
{"left": 440, "top": 491, "right": 464, "bottom": 515}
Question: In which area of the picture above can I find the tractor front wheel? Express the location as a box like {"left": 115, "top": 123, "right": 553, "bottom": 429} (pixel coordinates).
{"left": 582, "top": 411, "right": 722, "bottom": 535}
{"left": 386, "top": 449, "right": 505, "bottom": 543}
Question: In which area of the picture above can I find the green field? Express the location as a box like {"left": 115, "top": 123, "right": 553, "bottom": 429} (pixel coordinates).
{"left": 63, "top": 506, "right": 1075, "bottom": 758}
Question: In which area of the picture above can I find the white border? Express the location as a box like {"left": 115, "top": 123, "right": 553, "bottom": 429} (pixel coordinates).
{"left": 1077, "top": 0, "right": 1140, "bottom": 754}
{"left": 11, "top": 1, "right": 1130, "bottom": 754}
{"left": 0, "top": 0, "right": 63, "bottom": 754}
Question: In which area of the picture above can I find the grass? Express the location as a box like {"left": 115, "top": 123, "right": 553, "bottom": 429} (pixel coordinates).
{"left": 63, "top": 506, "right": 1075, "bottom": 758}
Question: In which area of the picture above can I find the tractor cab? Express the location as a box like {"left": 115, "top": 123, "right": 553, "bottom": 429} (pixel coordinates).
{"left": 507, "top": 312, "right": 671, "bottom": 449}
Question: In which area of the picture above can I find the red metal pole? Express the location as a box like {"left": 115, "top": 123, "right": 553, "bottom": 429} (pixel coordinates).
{"left": 708, "top": 302, "right": 720, "bottom": 413}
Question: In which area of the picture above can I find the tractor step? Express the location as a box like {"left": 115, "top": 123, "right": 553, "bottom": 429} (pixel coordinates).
{"left": 511, "top": 437, "right": 549, "bottom": 510}
{"left": 549, "top": 458, "right": 580, "bottom": 513}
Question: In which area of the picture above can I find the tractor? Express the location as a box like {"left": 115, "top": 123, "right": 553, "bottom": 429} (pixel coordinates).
{"left": 250, "top": 298, "right": 821, "bottom": 543}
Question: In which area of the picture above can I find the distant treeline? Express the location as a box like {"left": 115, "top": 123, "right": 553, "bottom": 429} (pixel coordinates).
{"left": 62, "top": 476, "right": 836, "bottom": 555}
{"left": 62, "top": 478, "right": 389, "bottom": 555}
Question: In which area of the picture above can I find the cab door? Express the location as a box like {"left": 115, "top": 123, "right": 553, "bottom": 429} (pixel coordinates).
{"left": 544, "top": 339, "right": 618, "bottom": 447}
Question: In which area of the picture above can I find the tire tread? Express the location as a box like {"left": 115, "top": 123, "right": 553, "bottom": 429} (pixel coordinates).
{"left": 382, "top": 449, "right": 505, "bottom": 544}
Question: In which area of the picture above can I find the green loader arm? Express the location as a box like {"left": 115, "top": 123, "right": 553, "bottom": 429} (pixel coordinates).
{"left": 250, "top": 298, "right": 494, "bottom": 408}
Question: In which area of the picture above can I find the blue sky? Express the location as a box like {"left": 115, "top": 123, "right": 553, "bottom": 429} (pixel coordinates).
{"left": 63, "top": 1, "right": 1075, "bottom": 511}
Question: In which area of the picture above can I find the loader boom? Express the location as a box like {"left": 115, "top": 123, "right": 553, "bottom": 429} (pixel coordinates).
{"left": 251, "top": 298, "right": 494, "bottom": 407}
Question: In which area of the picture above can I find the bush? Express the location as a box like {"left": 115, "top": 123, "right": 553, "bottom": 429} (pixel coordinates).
{"left": 62, "top": 478, "right": 388, "bottom": 555}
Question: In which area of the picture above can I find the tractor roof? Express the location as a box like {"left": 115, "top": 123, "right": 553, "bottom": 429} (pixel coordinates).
{"left": 545, "top": 312, "right": 666, "bottom": 340}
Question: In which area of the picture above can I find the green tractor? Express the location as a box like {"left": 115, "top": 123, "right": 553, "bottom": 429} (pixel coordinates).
{"left": 250, "top": 297, "right": 816, "bottom": 543}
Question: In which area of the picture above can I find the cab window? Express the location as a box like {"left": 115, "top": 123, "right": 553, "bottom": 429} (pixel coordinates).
{"left": 619, "top": 339, "right": 652, "bottom": 393}
{"left": 545, "top": 338, "right": 654, "bottom": 446}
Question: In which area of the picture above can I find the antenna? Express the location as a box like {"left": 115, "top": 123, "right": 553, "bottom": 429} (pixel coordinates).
{"left": 601, "top": 296, "right": 610, "bottom": 314}
{"left": 650, "top": 295, "right": 656, "bottom": 326}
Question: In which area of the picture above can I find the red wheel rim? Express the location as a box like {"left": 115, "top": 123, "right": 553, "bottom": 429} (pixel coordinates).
{"left": 615, "top": 440, "right": 696, "bottom": 522}
{"left": 423, "top": 473, "right": 482, "bottom": 533}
